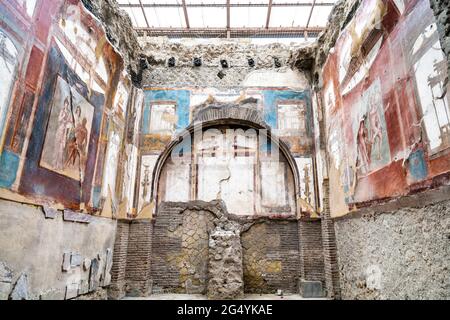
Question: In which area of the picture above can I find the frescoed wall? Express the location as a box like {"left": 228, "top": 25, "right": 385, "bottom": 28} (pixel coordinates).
{"left": 0, "top": 0, "right": 144, "bottom": 301}
{"left": 136, "top": 86, "right": 319, "bottom": 218}
{"left": 322, "top": 0, "right": 450, "bottom": 217}
{"left": 0, "top": 0, "right": 138, "bottom": 215}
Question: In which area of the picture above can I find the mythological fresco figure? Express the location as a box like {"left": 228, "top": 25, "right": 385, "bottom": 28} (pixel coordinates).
{"left": 356, "top": 115, "right": 371, "bottom": 174}
{"left": 369, "top": 97, "right": 383, "bottom": 161}
{"left": 55, "top": 98, "right": 73, "bottom": 171}
{"left": 65, "top": 116, "right": 88, "bottom": 168}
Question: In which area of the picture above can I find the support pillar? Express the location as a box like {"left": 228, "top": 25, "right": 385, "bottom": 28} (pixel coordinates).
{"left": 321, "top": 178, "right": 341, "bottom": 299}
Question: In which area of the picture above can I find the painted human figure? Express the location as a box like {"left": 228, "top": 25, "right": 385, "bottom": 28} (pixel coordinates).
{"left": 369, "top": 100, "right": 383, "bottom": 160}
{"left": 65, "top": 117, "right": 89, "bottom": 169}
{"left": 74, "top": 105, "right": 82, "bottom": 125}
{"left": 55, "top": 98, "right": 73, "bottom": 170}
{"left": 356, "top": 115, "right": 371, "bottom": 173}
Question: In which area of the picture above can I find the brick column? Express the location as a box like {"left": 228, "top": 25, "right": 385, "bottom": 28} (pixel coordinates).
{"left": 298, "top": 219, "right": 325, "bottom": 282}
{"left": 321, "top": 178, "right": 341, "bottom": 299}
{"left": 108, "top": 220, "right": 130, "bottom": 300}
{"left": 125, "top": 219, "right": 154, "bottom": 297}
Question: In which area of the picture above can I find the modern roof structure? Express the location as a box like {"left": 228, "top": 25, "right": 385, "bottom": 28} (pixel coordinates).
{"left": 117, "top": 0, "right": 337, "bottom": 39}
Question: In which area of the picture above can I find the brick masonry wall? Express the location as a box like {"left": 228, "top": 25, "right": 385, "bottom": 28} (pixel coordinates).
{"left": 110, "top": 202, "right": 328, "bottom": 297}
{"left": 241, "top": 221, "right": 301, "bottom": 294}
{"left": 298, "top": 220, "right": 325, "bottom": 283}
{"left": 125, "top": 220, "right": 154, "bottom": 297}
{"left": 322, "top": 179, "right": 342, "bottom": 299}
{"left": 150, "top": 204, "right": 213, "bottom": 294}
{"left": 108, "top": 220, "right": 130, "bottom": 300}
{"left": 151, "top": 203, "right": 304, "bottom": 295}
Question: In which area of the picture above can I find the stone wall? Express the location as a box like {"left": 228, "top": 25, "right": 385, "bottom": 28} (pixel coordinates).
{"left": 207, "top": 228, "right": 244, "bottom": 300}
{"left": 334, "top": 198, "right": 450, "bottom": 300}
{"left": 149, "top": 201, "right": 304, "bottom": 295}
{"left": 140, "top": 39, "right": 311, "bottom": 88}
{"left": 0, "top": 199, "right": 116, "bottom": 300}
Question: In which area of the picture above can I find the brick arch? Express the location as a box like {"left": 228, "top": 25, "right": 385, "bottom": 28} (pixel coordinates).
{"left": 192, "top": 103, "right": 267, "bottom": 128}
{"left": 150, "top": 111, "right": 303, "bottom": 217}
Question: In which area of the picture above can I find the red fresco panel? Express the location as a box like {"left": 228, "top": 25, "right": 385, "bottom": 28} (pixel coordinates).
{"left": 322, "top": 0, "right": 450, "bottom": 215}
{"left": 35, "top": 0, "right": 60, "bottom": 44}
{"left": 25, "top": 46, "right": 44, "bottom": 88}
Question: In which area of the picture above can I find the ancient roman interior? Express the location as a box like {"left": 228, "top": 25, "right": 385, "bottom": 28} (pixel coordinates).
{"left": 0, "top": 0, "right": 449, "bottom": 300}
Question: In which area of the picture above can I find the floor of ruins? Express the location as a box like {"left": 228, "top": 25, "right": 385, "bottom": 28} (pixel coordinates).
{"left": 123, "top": 294, "right": 326, "bottom": 300}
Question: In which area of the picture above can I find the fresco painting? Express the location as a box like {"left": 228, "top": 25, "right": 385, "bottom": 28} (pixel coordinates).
{"left": 0, "top": 0, "right": 134, "bottom": 214}
{"left": 40, "top": 76, "right": 94, "bottom": 181}
{"left": 148, "top": 103, "right": 177, "bottom": 135}
{"left": 412, "top": 35, "right": 450, "bottom": 153}
{"left": 0, "top": 30, "right": 19, "bottom": 148}
{"left": 14, "top": 0, "right": 37, "bottom": 17}
{"left": 142, "top": 88, "right": 313, "bottom": 155}
{"left": 114, "top": 81, "right": 129, "bottom": 119}
{"left": 101, "top": 129, "right": 121, "bottom": 199}
{"left": 3, "top": 0, "right": 447, "bottom": 221}
{"left": 352, "top": 79, "right": 391, "bottom": 175}
{"left": 260, "top": 161, "right": 289, "bottom": 210}
{"left": 295, "top": 157, "right": 316, "bottom": 210}
{"left": 140, "top": 87, "right": 314, "bottom": 216}
{"left": 137, "top": 154, "right": 158, "bottom": 213}
{"left": 322, "top": 0, "right": 450, "bottom": 217}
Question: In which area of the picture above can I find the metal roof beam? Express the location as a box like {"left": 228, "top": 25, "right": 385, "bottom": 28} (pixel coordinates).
{"left": 119, "top": 2, "right": 335, "bottom": 8}
{"left": 181, "top": 0, "right": 190, "bottom": 28}
{"left": 227, "top": 0, "right": 231, "bottom": 29}
{"left": 138, "top": 0, "right": 150, "bottom": 28}
{"left": 134, "top": 26, "right": 324, "bottom": 38}
{"left": 266, "top": 0, "right": 273, "bottom": 29}
{"left": 306, "top": 0, "right": 317, "bottom": 28}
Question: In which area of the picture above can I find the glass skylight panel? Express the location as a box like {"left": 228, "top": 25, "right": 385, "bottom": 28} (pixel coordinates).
{"left": 270, "top": 6, "right": 311, "bottom": 28}
{"left": 144, "top": 7, "right": 186, "bottom": 28}
{"left": 117, "top": 0, "right": 140, "bottom": 4}
{"left": 308, "top": 5, "right": 333, "bottom": 27}
{"left": 187, "top": 7, "right": 227, "bottom": 28}
{"left": 186, "top": 0, "right": 227, "bottom": 4}
{"left": 231, "top": 6, "right": 267, "bottom": 28}
{"left": 272, "top": 0, "right": 310, "bottom": 4}
{"left": 117, "top": 0, "right": 337, "bottom": 39}
{"left": 122, "top": 7, "right": 147, "bottom": 28}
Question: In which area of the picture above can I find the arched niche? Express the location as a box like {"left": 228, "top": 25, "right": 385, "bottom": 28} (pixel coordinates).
{"left": 149, "top": 117, "right": 303, "bottom": 218}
